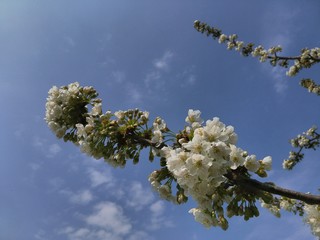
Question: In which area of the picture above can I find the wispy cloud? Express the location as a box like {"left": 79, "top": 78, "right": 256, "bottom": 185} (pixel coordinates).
{"left": 149, "top": 200, "right": 174, "bottom": 230}
{"left": 127, "top": 231, "right": 154, "bottom": 240}
{"left": 88, "top": 168, "right": 114, "bottom": 188}
{"left": 32, "top": 136, "right": 62, "bottom": 158}
{"left": 262, "top": 65, "right": 288, "bottom": 94}
{"left": 60, "top": 189, "right": 94, "bottom": 205}
{"left": 144, "top": 50, "right": 174, "bottom": 94}
{"left": 178, "top": 65, "right": 197, "bottom": 87}
{"left": 86, "top": 201, "right": 132, "bottom": 235}
{"left": 126, "top": 181, "right": 154, "bottom": 210}
{"left": 153, "top": 50, "right": 174, "bottom": 71}
{"left": 244, "top": 213, "right": 314, "bottom": 240}
{"left": 261, "top": 5, "right": 300, "bottom": 94}
{"left": 112, "top": 71, "right": 126, "bottom": 84}
{"left": 48, "top": 143, "right": 62, "bottom": 157}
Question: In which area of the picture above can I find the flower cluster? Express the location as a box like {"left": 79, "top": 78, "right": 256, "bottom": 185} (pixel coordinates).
{"left": 300, "top": 79, "right": 320, "bottom": 95}
{"left": 283, "top": 126, "right": 319, "bottom": 170}
{"left": 45, "top": 82, "right": 98, "bottom": 138}
{"left": 45, "top": 83, "right": 152, "bottom": 167}
{"left": 194, "top": 20, "right": 320, "bottom": 85}
{"left": 287, "top": 48, "right": 320, "bottom": 77}
{"left": 194, "top": 20, "right": 284, "bottom": 64}
{"left": 46, "top": 83, "right": 320, "bottom": 235}
{"left": 151, "top": 109, "right": 272, "bottom": 229}
{"left": 304, "top": 204, "right": 320, "bottom": 237}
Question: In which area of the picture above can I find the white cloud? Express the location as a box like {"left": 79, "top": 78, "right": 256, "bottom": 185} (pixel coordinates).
{"left": 33, "top": 136, "right": 46, "bottom": 147}
{"left": 179, "top": 66, "right": 197, "bottom": 87}
{"left": 143, "top": 50, "right": 174, "bottom": 95}
{"left": 126, "top": 181, "right": 154, "bottom": 210}
{"left": 150, "top": 200, "right": 165, "bottom": 216}
{"left": 32, "top": 136, "right": 62, "bottom": 158}
{"left": 112, "top": 71, "right": 126, "bottom": 83}
{"left": 34, "top": 229, "right": 47, "bottom": 240}
{"left": 60, "top": 189, "right": 93, "bottom": 205}
{"left": 88, "top": 168, "right": 114, "bottom": 188}
{"left": 85, "top": 201, "right": 132, "bottom": 235}
{"left": 263, "top": 66, "right": 288, "bottom": 94}
{"left": 243, "top": 214, "right": 314, "bottom": 240}
{"left": 127, "top": 231, "right": 154, "bottom": 240}
{"left": 149, "top": 200, "right": 173, "bottom": 230}
{"left": 30, "top": 162, "right": 41, "bottom": 171}
{"left": 260, "top": 4, "right": 300, "bottom": 95}
{"left": 153, "top": 50, "right": 174, "bottom": 71}
{"left": 126, "top": 84, "right": 143, "bottom": 104}
{"left": 59, "top": 226, "right": 120, "bottom": 240}
{"left": 48, "top": 177, "right": 64, "bottom": 192}
{"left": 64, "top": 36, "right": 76, "bottom": 48}
{"left": 48, "top": 143, "right": 62, "bottom": 157}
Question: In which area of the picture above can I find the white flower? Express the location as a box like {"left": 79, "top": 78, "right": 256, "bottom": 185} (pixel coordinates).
{"left": 91, "top": 103, "right": 102, "bottom": 116}
{"left": 182, "top": 134, "right": 209, "bottom": 154}
{"left": 186, "top": 153, "right": 211, "bottom": 179}
{"left": 151, "top": 130, "right": 162, "bottom": 144}
{"left": 153, "top": 117, "right": 166, "bottom": 131}
{"left": 186, "top": 109, "right": 203, "bottom": 125}
{"left": 304, "top": 204, "right": 320, "bottom": 237}
{"left": 229, "top": 145, "right": 245, "bottom": 170}
{"left": 261, "top": 156, "right": 272, "bottom": 171}
{"left": 244, "top": 155, "right": 260, "bottom": 172}
{"left": 218, "top": 34, "right": 227, "bottom": 44}
{"left": 282, "top": 159, "right": 293, "bottom": 169}
{"left": 76, "top": 123, "right": 87, "bottom": 138}
{"left": 67, "top": 82, "right": 80, "bottom": 94}
{"left": 189, "top": 208, "right": 217, "bottom": 228}
{"left": 287, "top": 65, "right": 298, "bottom": 76}
{"left": 260, "top": 201, "right": 280, "bottom": 217}
{"left": 114, "top": 110, "right": 125, "bottom": 119}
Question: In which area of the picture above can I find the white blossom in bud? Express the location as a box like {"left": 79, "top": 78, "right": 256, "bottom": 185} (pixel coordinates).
{"left": 229, "top": 145, "right": 245, "bottom": 170}
{"left": 244, "top": 155, "right": 260, "bottom": 172}
{"left": 261, "top": 156, "right": 272, "bottom": 171}
{"left": 114, "top": 110, "right": 125, "bottom": 119}
{"left": 287, "top": 65, "right": 298, "bottom": 76}
{"left": 189, "top": 208, "right": 218, "bottom": 228}
{"left": 91, "top": 103, "right": 102, "bottom": 116}
{"left": 76, "top": 123, "right": 87, "bottom": 138}
{"left": 218, "top": 34, "right": 227, "bottom": 44}
{"left": 186, "top": 109, "right": 203, "bottom": 126}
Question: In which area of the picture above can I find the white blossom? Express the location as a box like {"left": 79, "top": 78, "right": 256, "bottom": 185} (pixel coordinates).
{"left": 244, "top": 155, "right": 260, "bottom": 172}
{"left": 261, "top": 156, "right": 272, "bottom": 171}
{"left": 304, "top": 204, "right": 320, "bottom": 237}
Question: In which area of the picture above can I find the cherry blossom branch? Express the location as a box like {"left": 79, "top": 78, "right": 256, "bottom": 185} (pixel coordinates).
{"left": 193, "top": 20, "right": 320, "bottom": 95}
{"left": 132, "top": 134, "right": 320, "bottom": 205}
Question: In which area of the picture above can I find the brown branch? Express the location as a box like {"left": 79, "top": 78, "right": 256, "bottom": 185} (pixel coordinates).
{"left": 226, "top": 171, "right": 320, "bottom": 205}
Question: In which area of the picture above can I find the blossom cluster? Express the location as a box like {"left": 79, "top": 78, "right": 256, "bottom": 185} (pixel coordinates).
{"left": 151, "top": 109, "right": 272, "bottom": 229}
{"left": 287, "top": 48, "right": 320, "bottom": 77}
{"left": 46, "top": 83, "right": 320, "bottom": 235}
{"left": 194, "top": 20, "right": 320, "bottom": 82}
{"left": 283, "top": 126, "right": 319, "bottom": 170}
{"left": 45, "top": 82, "right": 98, "bottom": 138}
{"left": 300, "top": 78, "right": 320, "bottom": 95}
{"left": 304, "top": 204, "right": 320, "bottom": 237}
{"left": 45, "top": 82, "right": 151, "bottom": 167}
{"left": 194, "top": 20, "right": 284, "bottom": 64}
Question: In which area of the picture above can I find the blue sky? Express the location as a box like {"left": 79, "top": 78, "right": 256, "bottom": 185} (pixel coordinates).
{"left": 1, "top": 0, "right": 320, "bottom": 239}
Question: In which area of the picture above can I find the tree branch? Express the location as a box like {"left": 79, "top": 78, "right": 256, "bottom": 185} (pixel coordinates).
{"left": 226, "top": 171, "right": 320, "bottom": 205}
{"left": 134, "top": 135, "right": 320, "bottom": 205}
